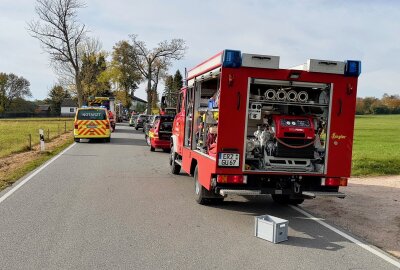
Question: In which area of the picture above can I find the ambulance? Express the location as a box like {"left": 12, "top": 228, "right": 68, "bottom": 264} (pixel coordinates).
{"left": 73, "top": 107, "right": 112, "bottom": 142}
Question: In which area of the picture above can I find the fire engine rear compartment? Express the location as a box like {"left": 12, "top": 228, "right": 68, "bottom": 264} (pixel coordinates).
{"left": 244, "top": 78, "right": 331, "bottom": 175}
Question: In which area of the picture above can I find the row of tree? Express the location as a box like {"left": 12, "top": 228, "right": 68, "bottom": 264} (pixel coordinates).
{"left": 0, "top": 73, "right": 32, "bottom": 113}
{"left": 27, "top": 0, "right": 187, "bottom": 113}
{"left": 356, "top": 94, "right": 400, "bottom": 114}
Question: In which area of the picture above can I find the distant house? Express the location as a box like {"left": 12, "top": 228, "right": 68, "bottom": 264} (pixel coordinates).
{"left": 61, "top": 99, "right": 78, "bottom": 117}
{"left": 35, "top": 104, "right": 51, "bottom": 117}
{"left": 130, "top": 95, "right": 147, "bottom": 112}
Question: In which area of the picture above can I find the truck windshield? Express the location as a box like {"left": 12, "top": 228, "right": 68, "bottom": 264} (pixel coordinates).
{"left": 77, "top": 109, "right": 106, "bottom": 120}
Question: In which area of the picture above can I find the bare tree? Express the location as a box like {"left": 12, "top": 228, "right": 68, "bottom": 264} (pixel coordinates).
{"left": 129, "top": 35, "right": 187, "bottom": 113}
{"left": 28, "top": 0, "right": 87, "bottom": 106}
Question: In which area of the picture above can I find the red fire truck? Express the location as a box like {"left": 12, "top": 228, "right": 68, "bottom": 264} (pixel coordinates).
{"left": 169, "top": 50, "right": 361, "bottom": 205}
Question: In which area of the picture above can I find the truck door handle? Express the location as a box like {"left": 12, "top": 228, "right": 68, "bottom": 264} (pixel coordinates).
{"left": 337, "top": 98, "right": 342, "bottom": 116}
{"left": 237, "top": 92, "right": 241, "bottom": 110}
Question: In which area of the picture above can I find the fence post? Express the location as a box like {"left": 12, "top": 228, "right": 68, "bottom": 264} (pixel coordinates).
{"left": 64, "top": 121, "right": 67, "bottom": 133}
{"left": 29, "top": 134, "right": 32, "bottom": 150}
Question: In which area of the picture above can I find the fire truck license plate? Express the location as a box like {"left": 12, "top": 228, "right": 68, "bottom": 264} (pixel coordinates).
{"left": 218, "top": 153, "right": 240, "bottom": 167}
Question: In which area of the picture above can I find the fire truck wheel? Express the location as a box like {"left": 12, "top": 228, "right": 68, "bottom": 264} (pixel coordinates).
{"left": 289, "top": 198, "right": 304, "bottom": 205}
{"left": 194, "top": 166, "right": 207, "bottom": 205}
{"left": 150, "top": 142, "right": 155, "bottom": 152}
{"left": 271, "top": 194, "right": 290, "bottom": 204}
{"left": 170, "top": 149, "right": 181, "bottom": 175}
{"left": 135, "top": 127, "right": 139, "bottom": 130}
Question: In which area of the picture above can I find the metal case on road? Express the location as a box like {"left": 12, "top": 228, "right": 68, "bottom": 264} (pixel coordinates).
{"left": 255, "top": 214, "right": 289, "bottom": 243}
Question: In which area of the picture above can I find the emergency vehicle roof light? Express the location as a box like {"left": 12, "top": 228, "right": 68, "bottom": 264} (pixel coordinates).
{"left": 222, "top": 49, "right": 242, "bottom": 68}
{"left": 345, "top": 60, "right": 361, "bottom": 77}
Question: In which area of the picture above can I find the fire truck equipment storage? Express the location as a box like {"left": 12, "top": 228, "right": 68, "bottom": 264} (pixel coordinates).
{"left": 170, "top": 50, "right": 361, "bottom": 205}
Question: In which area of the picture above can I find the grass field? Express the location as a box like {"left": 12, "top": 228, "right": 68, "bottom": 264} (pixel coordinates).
{"left": 352, "top": 115, "right": 400, "bottom": 176}
{"left": 0, "top": 116, "right": 399, "bottom": 176}
{"left": 0, "top": 118, "right": 74, "bottom": 158}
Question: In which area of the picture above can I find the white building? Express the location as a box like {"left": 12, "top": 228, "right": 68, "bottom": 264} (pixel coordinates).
{"left": 130, "top": 96, "right": 147, "bottom": 113}
{"left": 61, "top": 99, "right": 78, "bottom": 117}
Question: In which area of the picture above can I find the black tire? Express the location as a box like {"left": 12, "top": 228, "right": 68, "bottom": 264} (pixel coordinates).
{"left": 271, "top": 194, "right": 304, "bottom": 205}
{"left": 150, "top": 145, "right": 155, "bottom": 152}
{"left": 135, "top": 127, "right": 138, "bottom": 130}
{"left": 170, "top": 147, "right": 181, "bottom": 175}
{"left": 74, "top": 138, "right": 80, "bottom": 143}
{"left": 289, "top": 198, "right": 304, "bottom": 205}
{"left": 208, "top": 198, "right": 224, "bottom": 204}
{"left": 194, "top": 166, "right": 207, "bottom": 204}
{"left": 105, "top": 137, "right": 111, "bottom": 143}
{"left": 271, "top": 194, "right": 290, "bottom": 204}
{"left": 163, "top": 148, "right": 170, "bottom": 153}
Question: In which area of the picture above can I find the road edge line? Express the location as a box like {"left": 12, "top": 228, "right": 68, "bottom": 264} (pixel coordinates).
{"left": 0, "top": 143, "right": 76, "bottom": 205}
{"left": 290, "top": 205, "right": 400, "bottom": 268}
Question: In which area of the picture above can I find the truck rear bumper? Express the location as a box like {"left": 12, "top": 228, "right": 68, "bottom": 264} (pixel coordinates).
{"left": 217, "top": 188, "right": 345, "bottom": 199}
{"left": 151, "top": 139, "right": 170, "bottom": 149}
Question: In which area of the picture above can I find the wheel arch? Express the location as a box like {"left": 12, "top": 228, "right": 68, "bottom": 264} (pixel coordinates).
{"left": 190, "top": 158, "right": 198, "bottom": 176}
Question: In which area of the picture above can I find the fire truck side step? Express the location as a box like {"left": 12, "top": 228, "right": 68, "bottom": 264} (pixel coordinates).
{"left": 219, "top": 189, "right": 262, "bottom": 196}
{"left": 302, "top": 191, "right": 346, "bottom": 199}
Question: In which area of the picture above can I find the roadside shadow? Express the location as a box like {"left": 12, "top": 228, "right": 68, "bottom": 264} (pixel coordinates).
{"left": 210, "top": 197, "right": 346, "bottom": 252}
{"left": 112, "top": 128, "right": 137, "bottom": 135}
{"left": 109, "top": 137, "right": 147, "bottom": 146}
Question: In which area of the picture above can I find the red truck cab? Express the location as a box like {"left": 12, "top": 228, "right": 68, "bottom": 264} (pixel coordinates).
{"left": 170, "top": 50, "right": 361, "bottom": 205}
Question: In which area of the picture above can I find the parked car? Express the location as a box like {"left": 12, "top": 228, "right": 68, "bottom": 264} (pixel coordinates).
{"left": 134, "top": 114, "right": 148, "bottom": 130}
{"left": 148, "top": 115, "right": 174, "bottom": 152}
{"left": 129, "top": 115, "right": 138, "bottom": 126}
{"left": 144, "top": 115, "right": 160, "bottom": 143}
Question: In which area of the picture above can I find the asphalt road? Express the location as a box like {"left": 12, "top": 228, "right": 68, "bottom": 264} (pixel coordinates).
{"left": 0, "top": 123, "right": 398, "bottom": 270}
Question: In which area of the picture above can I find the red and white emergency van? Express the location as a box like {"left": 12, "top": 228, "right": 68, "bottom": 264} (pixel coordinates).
{"left": 170, "top": 49, "right": 361, "bottom": 205}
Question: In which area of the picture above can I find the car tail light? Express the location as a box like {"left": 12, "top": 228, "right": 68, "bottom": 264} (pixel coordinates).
{"left": 323, "top": 177, "right": 340, "bottom": 186}
{"left": 217, "top": 175, "right": 247, "bottom": 184}
{"left": 105, "top": 122, "right": 110, "bottom": 129}
{"left": 74, "top": 123, "right": 78, "bottom": 129}
{"left": 339, "top": 177, "right": 348, "bottom": 186}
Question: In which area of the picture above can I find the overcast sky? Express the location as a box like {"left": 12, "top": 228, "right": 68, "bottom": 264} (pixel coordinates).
{"left": 0, "top": 0, "right": 399, "bottom": 101}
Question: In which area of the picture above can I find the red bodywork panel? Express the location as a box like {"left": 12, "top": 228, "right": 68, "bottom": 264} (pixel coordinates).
{"left": 173, "top": 61, "right": 358, "bottom": 190}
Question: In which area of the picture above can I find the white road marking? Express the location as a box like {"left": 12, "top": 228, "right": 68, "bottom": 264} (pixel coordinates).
{"left": 0, "top": 143, "right": 76, "bottom": 205}
{"left": 291, "top": 205, "right": 400, "bottom": 268}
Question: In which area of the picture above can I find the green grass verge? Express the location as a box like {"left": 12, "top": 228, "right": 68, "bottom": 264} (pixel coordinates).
{"left": 352, "top": 115, "right": 400, "bottom": 176}
{"left": 0, "top": 118, "right": 74, "bottom": 158}
{"left": 0, "top": 136, "right": 74, "bottom": 191}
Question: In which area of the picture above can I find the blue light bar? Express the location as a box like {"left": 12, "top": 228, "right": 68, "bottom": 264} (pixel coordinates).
{"left": 222, "top": 49, "right": 242, "bottom": 68}
{"left": 345, "top": 60, "right": 361, "bottom": 77}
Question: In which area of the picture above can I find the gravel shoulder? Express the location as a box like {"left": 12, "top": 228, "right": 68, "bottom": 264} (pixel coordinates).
{"left": 302, "top": 175, "right": 400, "bottom": 258}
